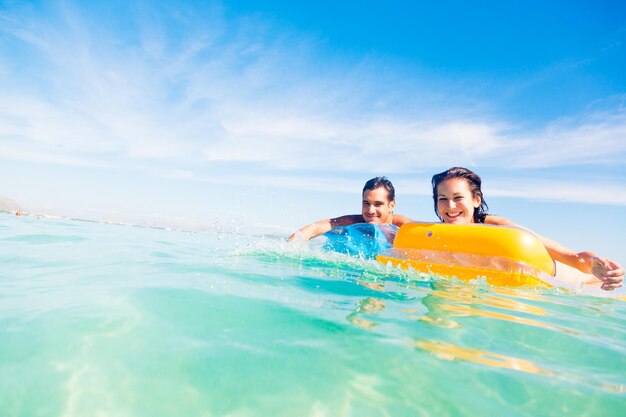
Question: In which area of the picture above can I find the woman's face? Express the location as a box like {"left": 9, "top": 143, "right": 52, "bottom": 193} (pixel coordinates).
{"left": 436, "top": 178, "right": 481, "bottom": 224}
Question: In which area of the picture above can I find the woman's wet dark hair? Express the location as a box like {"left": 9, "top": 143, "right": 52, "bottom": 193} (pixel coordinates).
{"left": 363, "top": 176, "right": 395, "bottom": 202}
{"left": 431, "top": 167, "right": 489, "bottom": 223}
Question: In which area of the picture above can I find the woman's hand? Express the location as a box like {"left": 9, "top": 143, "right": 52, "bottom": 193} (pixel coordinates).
{"left": 590, "top": 257, "right": 624, "bottom": 291}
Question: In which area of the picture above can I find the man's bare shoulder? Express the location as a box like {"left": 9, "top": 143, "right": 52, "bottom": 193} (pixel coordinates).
{"left": 392, "top": 214, "right": 414, "bottom": 226}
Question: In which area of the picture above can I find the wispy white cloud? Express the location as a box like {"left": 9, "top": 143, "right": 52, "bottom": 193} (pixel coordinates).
{"left": 497, "top": 105, "right": 626, "bottom": 168}
{"left": 0, "top": 1, "right": 625, "bottom": 207}
{"left": 487, "top": 178, "right": 626, "bottom": 206}
{"left": 204, "top": 103, "right": 626, "bottom": 173}
{"left": 148, "top": 165, "right": 626, "bottom": 208}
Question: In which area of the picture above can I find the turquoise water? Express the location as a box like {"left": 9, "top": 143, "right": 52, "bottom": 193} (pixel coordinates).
{"left": 1, "top": 213, "right": 625, "bottom": 417}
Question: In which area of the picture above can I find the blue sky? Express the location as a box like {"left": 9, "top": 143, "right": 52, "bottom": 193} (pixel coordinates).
{"left": 0, "top": 1, "right": 625, "bottom": 262}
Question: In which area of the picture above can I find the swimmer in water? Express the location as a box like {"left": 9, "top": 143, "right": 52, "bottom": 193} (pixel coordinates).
{"left": 430, "top": 167, "right": 623, "bottom": 291}
{"left": 288, "top": 177, "right": 413, "bottom": 242}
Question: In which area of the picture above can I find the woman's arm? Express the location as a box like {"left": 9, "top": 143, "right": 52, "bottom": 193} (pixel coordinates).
{"left": 288, "top": 215, "right": 363, "bottom": 242}
{"left": 485, "top": 215, "right": 624, "bottom": 290}
{"left": 539, "top": 236, "right": 623, "bottom": 290}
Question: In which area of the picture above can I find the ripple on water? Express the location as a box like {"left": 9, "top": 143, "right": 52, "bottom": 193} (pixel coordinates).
{"left": 1, "top": 213, "right": 625, "bottom": 417}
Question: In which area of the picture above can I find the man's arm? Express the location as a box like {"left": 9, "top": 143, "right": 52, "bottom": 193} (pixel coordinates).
{"left": 288, "top": 215, "right": 363, "bottom": 242}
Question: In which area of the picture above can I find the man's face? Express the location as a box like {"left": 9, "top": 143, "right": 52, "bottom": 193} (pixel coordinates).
{"left": 361, "top": 187, "right": 395, "bottom": 224}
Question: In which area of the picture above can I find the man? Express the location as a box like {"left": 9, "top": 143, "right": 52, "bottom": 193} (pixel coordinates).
{"left": 288, "top": 177, "right": 413, "bottom": 242}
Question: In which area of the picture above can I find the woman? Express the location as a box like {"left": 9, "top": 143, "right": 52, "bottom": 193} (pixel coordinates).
{"left": 431, "top": 167, "right": 623, "bottom": 291}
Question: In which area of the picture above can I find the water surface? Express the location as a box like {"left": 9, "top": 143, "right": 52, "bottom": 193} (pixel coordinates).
{"left": 1, "top": 214, "right": 624, "bottom": 416}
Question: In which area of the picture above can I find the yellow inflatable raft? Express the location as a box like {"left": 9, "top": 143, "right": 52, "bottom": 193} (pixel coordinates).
{"left": 376, "top": 222, "right": 555, "bottom": 287}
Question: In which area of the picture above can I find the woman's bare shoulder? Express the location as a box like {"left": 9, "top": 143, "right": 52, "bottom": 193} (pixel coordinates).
{"left": 484, "top": 214, "right": 516, "bottom": 226}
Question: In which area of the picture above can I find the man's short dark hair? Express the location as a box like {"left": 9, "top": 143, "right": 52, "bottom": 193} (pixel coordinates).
{"left": 363, "top": 177, "right": 395, "bottom": 201}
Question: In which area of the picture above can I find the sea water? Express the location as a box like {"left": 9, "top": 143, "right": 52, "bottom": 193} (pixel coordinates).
{"left": 0, "top": 213, "right": 624, "bottom": 417}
